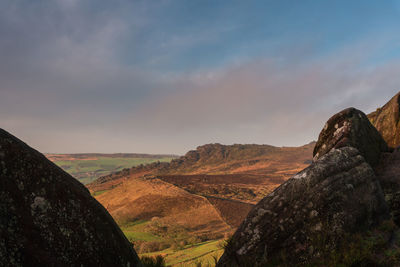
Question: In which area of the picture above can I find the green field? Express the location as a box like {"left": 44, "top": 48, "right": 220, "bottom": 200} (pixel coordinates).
{"left": 48, "top": 154, "right": 176, "bottom": 184}
{"left": 120, "top": 220, "right": 224, "bottom": 266}
{"left": 142, "top": 240, "right": 224, "bottom": 266}
{"left": 121, "top": 220, "right": 160, "bottom": 242}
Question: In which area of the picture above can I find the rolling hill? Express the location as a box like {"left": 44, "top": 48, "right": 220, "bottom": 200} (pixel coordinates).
{"left": 88, "top": 143, "right": 314, "bottom": 195}
{"left": 46, "top": 153, "right": 177, "bottom": 184}
{"left": 86, "top": 142, "right": 315, "bottom": 265}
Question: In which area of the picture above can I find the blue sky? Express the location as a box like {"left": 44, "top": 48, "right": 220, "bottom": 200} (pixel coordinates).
{"left": 1, "top": 0, "right": 400, "bottom": 154}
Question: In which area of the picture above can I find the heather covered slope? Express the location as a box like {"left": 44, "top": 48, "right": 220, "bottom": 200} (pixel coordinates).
{"left": 95, "top": 174, "right": 233, "bottom": 262}
{"left": 165, "top": 143, "right": 313, "bottom": 175}
{"left": 88, "top": 142, "right": 314, "bottom": 195}
{"left": 0, "top": 129, "right": 142, "bottom": 266}
{"left": 95, "top": 176, "right": 231, "bottom": 237}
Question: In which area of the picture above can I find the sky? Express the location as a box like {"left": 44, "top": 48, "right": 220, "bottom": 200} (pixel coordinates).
{"left": 1, "top": 0, "right": 400, "bottom": 154}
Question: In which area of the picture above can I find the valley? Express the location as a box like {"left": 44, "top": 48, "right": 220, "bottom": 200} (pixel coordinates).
{"left": 46, "top": 153, "right": 177, "bottom": 184}
{"left": 3, "top": 92, "right": 400, "bottom": 266}
{"left": 84, "top": 142, "right": 314, "bottom": 265}
{"left": 45, "top": 143, "right": 315, "bottom": 265}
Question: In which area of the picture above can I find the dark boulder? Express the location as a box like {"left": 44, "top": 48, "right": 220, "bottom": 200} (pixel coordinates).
{"left": 217, "top": 147, "right": 389, "bottom": 266}
{"left": 368, "top": 91, "right": 400, "bottom": 148}
{"left": 376, "top": 148, "right": 400, "bottom": 226}
{"left": 0, "top": 129, "right": 142, "bottom": 266}
{"left": 313, "top": 107, "right": 389, "bottom": 167}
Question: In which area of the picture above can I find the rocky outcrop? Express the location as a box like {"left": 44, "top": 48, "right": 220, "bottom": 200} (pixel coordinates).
{"left": 368, "top": 92, "right": 400, "bottom": 148}
{"left": 0, "top": 129, "right": 142, "bottom": 266}
{"left": 376, "top": 148, "right": 400, "bottom": 225}
{"left": 217, "top": 147, "right": 389, "bottom": 266}
{"left": 313, "top": 107, "right": 389, "bottom": 167}
{"left": 217, "top": 102, "right": 400, "bottom": 266}
{"left": 88, "top": 142, "right": 314, "bottom": 192}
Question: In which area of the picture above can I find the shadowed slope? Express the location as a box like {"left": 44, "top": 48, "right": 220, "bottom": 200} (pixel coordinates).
{"left": 88, "top": 143, "right": 314, "bottom": 195}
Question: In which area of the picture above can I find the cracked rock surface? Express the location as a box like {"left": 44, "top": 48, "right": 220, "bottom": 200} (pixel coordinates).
{"left": 217, "top": 147, "right": 389, "bottom": 266}
{"left": 313, "top": 107, "right": 389, "bottom": 167}
{"left": 218, "top": 107, "right": 394, "bottom": 266}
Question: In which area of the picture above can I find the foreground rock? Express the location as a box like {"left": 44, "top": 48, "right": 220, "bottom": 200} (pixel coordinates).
{"left": 217, "top": 104, "right": 399, "bottom": 266}
{"left": 217, "top": 147, "right": 389, "bottom": 266}
{"left": 376, "top": 148, "right": 400, "bottom": 225}
{"left": 0, "top": 129, "right": 142, "bottom": 266}
{"left": 368, "top": 91, "right": 400, "bottom": 148}
{"left": 313, "top": 107, "right": 389, "bottom": 167}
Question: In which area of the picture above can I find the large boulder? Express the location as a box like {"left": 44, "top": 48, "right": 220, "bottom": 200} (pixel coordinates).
{"left": 313, "top": 107, "right": 389, "bottom": 167}
{"left": 217, "top": 147, "right": 389, "bottom": 266}
{"left": 376, "top": 148, "right": 400, "bottom": 225}
{"left": 368, "top": 91, "right": 400, "bottom": 148}
{"left": 0, "top": 129, "right": 142, "bottom": 266}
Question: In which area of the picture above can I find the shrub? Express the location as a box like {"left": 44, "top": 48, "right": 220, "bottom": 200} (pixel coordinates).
{"left": 138, "top": 242, "right": 169, "bottom": 253}
{"left": 140, "top": 255, "right": 166, "bottom": 267}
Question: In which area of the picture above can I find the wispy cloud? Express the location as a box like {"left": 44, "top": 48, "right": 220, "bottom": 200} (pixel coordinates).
{"left": 1, "top": 0, "right": 400, "bottom": 153}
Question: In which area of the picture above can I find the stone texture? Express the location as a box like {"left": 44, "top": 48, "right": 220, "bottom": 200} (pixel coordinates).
{"left": 376, "top": 148, "right": 400, "bottom": 226}
{"left": 313, "top": 107, "right": 389, "bottom": 167}
{"left": 368, "top": 91, "right": 400, "bottom": 148}
{"left": 217, "top": 147, "right": 389, "bottom": 266}
{"left": 0, "top": 129, "right": 142, "bottom": 266}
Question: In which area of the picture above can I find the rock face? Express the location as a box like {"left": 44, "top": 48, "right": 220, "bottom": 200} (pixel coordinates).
{"left": 376, "top": 148, "right": 400, "bottom": 225}
{"left": 313, "top": 107, "right": 389, "bottom": 167}
{"left": 217, "top": 105, "right": 399, "bottom": 266}
{"left": 0, "top": 129, "right": 142, "bottom": 266}
{"left": 217, "top": 147, "right": 389, "bottom": 266}
{"left": 368, "top": 92, "right": 400, "bottom": 148}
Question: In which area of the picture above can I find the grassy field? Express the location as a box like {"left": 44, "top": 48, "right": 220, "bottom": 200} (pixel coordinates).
{"left": 46, "top": 154, "right": 176, "bottom": 184}
{"left": 121, "top": 220, "right": 159, "bottom": 242}
{"left": 141, "top": 240, "right": 224, "bottom": 266}
{"left": 120, "top": 220, "right": 224, "bottom": 266}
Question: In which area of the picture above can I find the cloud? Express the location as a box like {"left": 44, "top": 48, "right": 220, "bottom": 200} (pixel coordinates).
{"left": 1, "top": 1, "right": 400, "bottom": 154}
{"left": 138, "top": 49, "right": 400, "bottom": 135}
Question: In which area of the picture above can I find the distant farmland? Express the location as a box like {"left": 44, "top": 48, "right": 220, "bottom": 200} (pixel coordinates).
{"left": 46, "top": 153, "right": 178, "bottom": 184}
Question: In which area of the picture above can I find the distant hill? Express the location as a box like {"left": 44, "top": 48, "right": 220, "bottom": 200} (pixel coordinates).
{"left": 88, "top": 142, "right": 314, "bottom": 194}
{"left": 368, "top": 91, "right": 400, "bottom": 148}
{"left": 46, "top": 153, "right": 178, "bottom": 184}
{"left": 86, "top": 142, "right": 314, "bottom": 265}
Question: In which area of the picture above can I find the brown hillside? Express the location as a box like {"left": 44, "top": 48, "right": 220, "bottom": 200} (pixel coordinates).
{"left": 95, "top": 176, "right": 231, "bottom": 238}
{"left": 368, "top": 91, "right": 400, "bottom": 148}
{"left": 88, "top": 141, "right": 314, "bottom": 256}
{"left": 158, "top": 174, "right": 285, "bottom": 204}
{"left": 206, "top": 196, "right": 254, "bottom": 228}
{"left": 88, "top": 142, "right": 314, "bottom": 195}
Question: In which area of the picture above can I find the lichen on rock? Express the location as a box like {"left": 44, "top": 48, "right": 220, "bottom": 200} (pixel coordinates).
{"left": 0, "top": 129, "right": 142, "bottom": 266}
{"left": 313, "top": 107, "right": 389, "bottom": 167}
{"left": 217, "top": 147, "right": 389, "bottom": 266}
